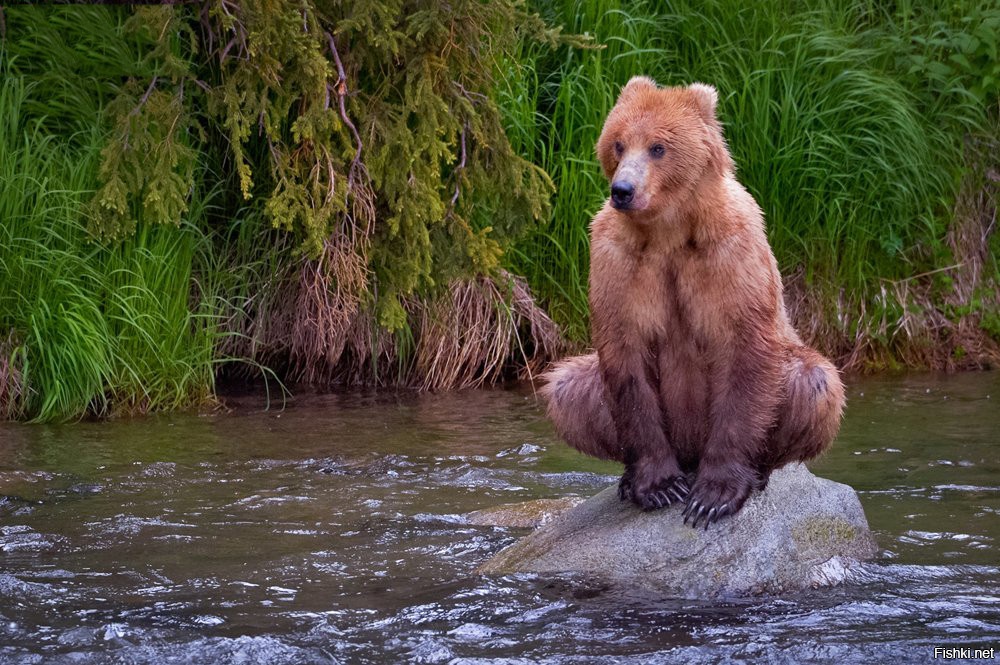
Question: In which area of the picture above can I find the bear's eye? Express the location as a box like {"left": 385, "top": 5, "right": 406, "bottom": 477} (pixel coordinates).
{"left": 649, "top": 143, "right": 666, "bottom": 159}
{"left": 613, "top": 141, "right": 624, "bottom": 156}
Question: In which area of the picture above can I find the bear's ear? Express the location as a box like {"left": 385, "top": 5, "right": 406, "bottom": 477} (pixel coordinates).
{"left": 618, "top": 76, "right": 658, "bottom": 103}
{"left": 687, "top": 82, "right": 719, "bottom": 120}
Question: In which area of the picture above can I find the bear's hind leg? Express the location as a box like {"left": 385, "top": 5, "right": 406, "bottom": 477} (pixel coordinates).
{"left": 540, "top": 353, "right": 621, "bottom": 463}
{"left": 760, "top": 347, "right": 845, "bottom": 475}
{"left": 541, "top": 354, "right": 688, "bottom": 509}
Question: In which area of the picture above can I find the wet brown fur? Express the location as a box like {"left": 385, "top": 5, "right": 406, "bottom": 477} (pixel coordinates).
{"left": 541, "top": 77, "right": 845, "bottom": 522}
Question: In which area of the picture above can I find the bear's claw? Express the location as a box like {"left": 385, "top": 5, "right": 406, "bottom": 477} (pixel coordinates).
{"left": 683, "top": 469, "right": 752, "bottom": 529}
{"left": 683, "top": 494, "right": 738, "bottom": 528}
{"left": 683, "top": 499, "right": 730, "bottom": 529}
{"left": 634, "top": 474, "right": 690, "bottom": 511}
{"left": 619, "top": 461, "right": 690, "bottom": 510}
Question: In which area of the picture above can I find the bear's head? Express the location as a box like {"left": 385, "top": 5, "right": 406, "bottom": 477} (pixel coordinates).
{"left": 596, "top": 77, "right": 732, "bottom": 216}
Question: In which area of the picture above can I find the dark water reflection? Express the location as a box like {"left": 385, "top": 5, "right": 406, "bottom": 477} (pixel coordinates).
{"left": 1, "top": 373, "right": 998, "bottom": 663}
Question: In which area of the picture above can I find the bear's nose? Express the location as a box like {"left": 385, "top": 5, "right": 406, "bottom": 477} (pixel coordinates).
{"left": 611, "top": 180, "right": 634, "bottom": 208}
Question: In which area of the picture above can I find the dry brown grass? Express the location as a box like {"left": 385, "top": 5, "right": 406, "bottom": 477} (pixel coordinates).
{"left": 223, "top": 258, "right": 565, "bottom": 390}
{"left": 785, "top": 131, "right": 1000, "bottom": 373}
{"left": 410, "top": 270, "right": 565, "bottom": 390}
{"left": 940, "top": 132, "right": 1000, "bottom": 370}
{"left": 287, "top": 234, "right": 371, "bottom": 384}
{"left": 219, "top": 138, "right": 379, "bottom": 385}
{"left": 0, "top": 331, "right": 24, "bottom": 419}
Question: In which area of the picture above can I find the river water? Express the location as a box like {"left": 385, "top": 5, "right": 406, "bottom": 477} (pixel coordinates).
{"left": 0, "top": 372, "right": 998, "bottom": 663}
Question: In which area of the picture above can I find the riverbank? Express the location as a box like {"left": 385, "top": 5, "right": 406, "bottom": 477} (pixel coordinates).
{"left": 1, "top": 1, "right": 997, "bottom": 421}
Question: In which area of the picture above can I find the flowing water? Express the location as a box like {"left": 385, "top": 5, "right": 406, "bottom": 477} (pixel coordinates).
{"left": 0, "top": 372, "right": 998, "bottom": 664}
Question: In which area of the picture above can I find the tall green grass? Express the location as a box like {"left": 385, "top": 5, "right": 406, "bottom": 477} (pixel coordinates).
{"left": 0, "top": 79, "right": 221, "bottom": 421}
{"left": 0, "top": 87, "right": 108, "bottom": 418}
{"left": 507, "top": 0, "right": 995, "bottom": 349}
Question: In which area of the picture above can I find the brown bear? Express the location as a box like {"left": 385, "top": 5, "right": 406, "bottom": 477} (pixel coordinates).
{"left": 541, "top": 77, "right": 845, "bottom": 529}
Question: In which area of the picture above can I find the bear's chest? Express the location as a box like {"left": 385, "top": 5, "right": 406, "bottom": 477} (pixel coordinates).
{"left": 613, "top": 249, "right": 720, "bottom": 342}
{"left": 616, "top": 256, "right": 673, "bottom": 340}
{"left": 661, "top": 250, "right": 730, "bottom": 348}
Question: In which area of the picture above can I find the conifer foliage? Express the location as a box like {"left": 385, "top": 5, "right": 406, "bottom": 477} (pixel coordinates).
{"left": 0, "top": 1, "right": 570, "bottom": 419}
{"left": 82, "top": 1, "right": 567, "bottom": 387}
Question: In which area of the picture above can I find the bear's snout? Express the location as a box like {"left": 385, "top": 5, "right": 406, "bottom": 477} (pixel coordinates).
{"left": 611, "top": 180, "right": 635, "bottom": 209}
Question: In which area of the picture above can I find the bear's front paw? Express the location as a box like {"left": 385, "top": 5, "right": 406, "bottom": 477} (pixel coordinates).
{"left": 682, "top": 465, "right": 756, "bottom": 529}
{"left": 630, "top": 473, "right": 690, "bottom": 512}
{"left": 636, "top": 474, "right": 690, "bottom": 511}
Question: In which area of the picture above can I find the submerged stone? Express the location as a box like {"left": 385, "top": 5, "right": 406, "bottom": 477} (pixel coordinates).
{"left": 465, "top": 497, "right": 585, "bottom": 528}
{"left": 478, "top": 464, "right": 877, "bottom": 598}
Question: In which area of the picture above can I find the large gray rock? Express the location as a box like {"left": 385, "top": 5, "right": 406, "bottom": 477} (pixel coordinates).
{"left": 478, "top": 463, "right": 877, "bottom": 597}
